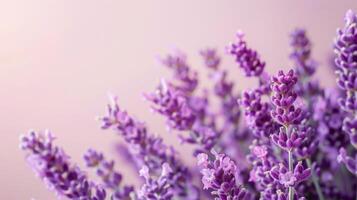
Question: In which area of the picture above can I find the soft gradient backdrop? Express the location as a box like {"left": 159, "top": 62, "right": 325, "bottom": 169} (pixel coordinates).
{"left": 1, "top": 1, "right": 357, "bottom": 199}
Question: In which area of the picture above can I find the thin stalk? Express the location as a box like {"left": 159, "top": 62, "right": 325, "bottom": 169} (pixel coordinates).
{"left": 288, "top": 150, "right": 294, "bottom": 200}
{"left": 306, "top": 159, "right": 324, "bottom": 200}
{"left": 285, "top": 125, "right": 294, "bottom": 200}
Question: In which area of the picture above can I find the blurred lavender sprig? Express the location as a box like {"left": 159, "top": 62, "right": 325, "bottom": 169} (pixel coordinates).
{"left": 99, "top": 95, "right": 199, "bottom": 199}
{"left": 335, "top": 9, "right": 357, "bottom": 177}
{"left": 83, "top": 149, "right": 134, "bottom": 199}
{"left": 20, "top": 131, "right": 107, "bottom": 200}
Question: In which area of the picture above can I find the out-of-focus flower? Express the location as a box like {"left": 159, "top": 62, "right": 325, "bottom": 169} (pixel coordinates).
{"left": 159, "top": 50, "right": 198, "bottom": 93}
{"left": 200, "top": 48, "right": 221, "bottom": 70}
{"left": 83, "top": 149, "right": 134, "bottom": 199}
{"left": 99, "top": 96, "right": 198, "bottom": 199}
{"left": 290, "top": 29, "right": 316, "bottom": 77}
{"left": 145, "top": 80, "right": 196, "bottom": 131}
{"left": 337, "top": 148, "right": 357, "bottom": 175}
{"left": 20, "top": 131, "right": 107, "bottom": 200}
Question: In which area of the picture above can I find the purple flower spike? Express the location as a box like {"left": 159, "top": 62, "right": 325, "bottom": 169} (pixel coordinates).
{"left": 239, "top": 89, "right": 278, "bottom": 138}
{"left": 83, "top": 149, "right": 134, "bottom": 199}
{"left": 20, "top": 131, "right": 106, "bottom": 200}
{"left": 159, "top": 50, "right": 198, "bottom": 93}
{"left": 271, "top": 70, "right": 302, "bottom": 126}
{"left": 197, "top": 151, "right": 248, "bottom": 200}
{"left": 145, "top": 80, "right": 196, "bottom": 131}
{"left": 228, "top": 31, "right": 266, "bottom": 77}
{"left": 99, "top": 96, "right": 198, "bottom": 199}
{"left": 290, "top": 29, "right": 316, "bottom": 77}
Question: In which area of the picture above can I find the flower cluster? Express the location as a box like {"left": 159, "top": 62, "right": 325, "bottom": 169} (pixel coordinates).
{"left": 335, "top": 10, "right": 357, "bottom": 177}
{"left": 83, "top": 149, "right": 134, "bottom": 199}
{"left": 228, "top": 32, "right": 265, "bottom": 77}
{"left": 20, "top": 131, "right": 107, "bottom": 200}
{"left": 99, "top": 96, "right": 198, "bottom": 199}
{"left": 138, "top": 163, "right": 175, "bottom": 200}
{"left": 197, "top": 151, "right": 248, "bottom": 199}
{"left": 146, "top": 51, "right": 221, "bottom": 154}
{"left": 20, "top": 9, "right": 357, "bottom": 200}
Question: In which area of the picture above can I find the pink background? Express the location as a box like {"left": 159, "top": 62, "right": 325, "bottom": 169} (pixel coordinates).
{"left": 1, "top": 1, "right": 357, "bottom": 199}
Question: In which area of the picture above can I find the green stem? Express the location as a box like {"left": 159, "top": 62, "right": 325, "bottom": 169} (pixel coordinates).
{"left": 306, "top": 159, "right": 325, "bottom": 200}
{"left": 288, "top": 150, "right": 294, "bottom": 200}
{"left": 285, "top": 124, "right": 294, "bottom": 200}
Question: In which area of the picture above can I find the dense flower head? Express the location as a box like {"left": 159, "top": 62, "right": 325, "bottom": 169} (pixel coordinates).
{"left": 240, "top": 89, "right": 278, "bottom": 138}
{"left": 197, "top": 151, "right": 248, "bottom": 200}
{"left": 20, "top": 131, "right": 106, "bottom": 200}
{"left": 227, "top": 31, "right": 266, "bottom": 77}
{"left": 271, "top": 70, "right": 302, "bottom": 125}
{"left": 271, "top": 127, "right": 307, "bottom": 151}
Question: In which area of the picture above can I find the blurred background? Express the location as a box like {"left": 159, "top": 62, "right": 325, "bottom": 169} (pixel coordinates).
{"left": 1, "top": 0, "right": 357, "bottom": 199}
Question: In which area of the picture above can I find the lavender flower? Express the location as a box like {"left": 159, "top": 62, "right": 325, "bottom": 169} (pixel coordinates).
{"left": 145, "top": 80, "right": 196, "bottom": 131}
{"left": 138, "top": 163, "right": 175, "bottom": 200}
{"left": 20, "top": 131, "right": 106, "bottom": 200}
{"left": 146, "top": 77, "right": 220, "bottom": 154}
{"left": 270, "top": 70, "right": 312, "bottom": 200}
{"left": 83, "top": 149, "right": 134, "bottom": 199}
{"left": 200, "top": 48, "right": 221, "bottom": 70}
{"left": 99, "top": 96, "right": 198, "bottom": 199}
{"left": 197, "top": 151, "right": 248, "bottom": 199}
{"left": 228, "top": 31, "right": 265, "bottom": 77}
{"left": 271, "top": 127, "right": 307, "bottom": 152}
{"left": 270, "top": 162, "right": 311, "bottom": 188}
{"left": 239, "top": 89, "right": 278, "bottom": 138}
{"left": 290, "top": 29, "right": 316, "bottom": 77}
{"left": 335, "top": 10, "right": 357, "bottom": 180}
{"left": 271, "top": 70, "right": 302, "bottom": 126}
{"left": 159, "top": 50, "right": 198, "bottom": 93}
{"left": 20, "top": 9, "right": 357, "bottom": 200}
{"left": 201, "top": 49, "right": 240, "bottom": 133}
{"left": 337, "top": 148, "right": 357, "bottom": 175}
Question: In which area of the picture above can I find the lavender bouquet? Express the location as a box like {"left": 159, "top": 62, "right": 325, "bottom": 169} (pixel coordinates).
{"left": 20, "top": 10, "right": 357, "bottom": 200}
